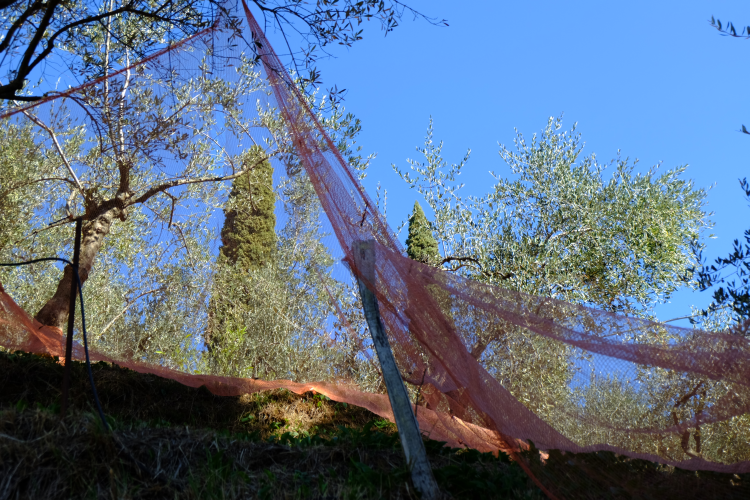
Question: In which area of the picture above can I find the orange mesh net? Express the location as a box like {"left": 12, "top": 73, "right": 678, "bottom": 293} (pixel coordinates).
{"left": 0, "top": 285, "right": 509, "bottom": 455}
{"left": 1, "top": 3, "right": 749, "bottom": 497}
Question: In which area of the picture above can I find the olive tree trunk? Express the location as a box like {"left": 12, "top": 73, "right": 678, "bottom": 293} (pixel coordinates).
{"left": 34, "top": 209, "right": 118, "bottom": 329}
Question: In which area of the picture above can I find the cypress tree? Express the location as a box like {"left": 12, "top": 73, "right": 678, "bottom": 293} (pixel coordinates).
{"left": 219, "top": 146, "right": 276, "bottom": 270}
{"left": 207, "top": 147, "right": 276, "bottom": 358}
{"left": 406, "top": 201, "right": 440, "bottom": 265}
{"left": 405, "top": 202, "right": 448, "bottom": 410}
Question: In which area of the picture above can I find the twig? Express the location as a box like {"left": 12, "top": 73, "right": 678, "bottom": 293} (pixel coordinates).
{"left": 661, "top": 305, "right": 731, "bottom": 324}
{"left": 21, "top": 110, "right": 84, "bottom": 193}
{"left": 12, "top": 215, "right": 73, "bottom": 247}
{"left": 131, "top": 152, "right": 276, "bottom": 205}
{"left": 96, "top": 287, "right": 164, "bottom": 340}
{"left": 0, "top": 431, "right": 54, "bottom": 443}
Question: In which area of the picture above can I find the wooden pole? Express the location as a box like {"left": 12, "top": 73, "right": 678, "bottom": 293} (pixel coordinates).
{"left": 353, "top": 240, "right": 440, "bottom": 500}
{"left": 60, "top": 217, "right": 82, "bottom": 418}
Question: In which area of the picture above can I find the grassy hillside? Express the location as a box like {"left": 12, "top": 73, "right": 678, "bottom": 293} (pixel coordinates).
{"left": 0, "top": 350, "right": 539, "bottom": 499}
{"left": 0, "top": 350, "right": 747, "bottom": 499}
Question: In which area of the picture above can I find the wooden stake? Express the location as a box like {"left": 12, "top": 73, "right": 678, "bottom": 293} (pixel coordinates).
{"left": 353, "top": 240, "right": 440, "bottom": 500}
{"left": 60, "top": 217, "right": 82, "bottom": 418}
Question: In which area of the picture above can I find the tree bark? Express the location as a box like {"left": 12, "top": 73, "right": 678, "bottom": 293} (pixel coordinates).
{"left": 34, "top": 208, "right": 118, "bottom": 329}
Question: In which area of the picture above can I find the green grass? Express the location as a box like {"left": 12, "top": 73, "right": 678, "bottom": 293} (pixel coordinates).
{"left": 0, "top": 350, "right": 540, "bottom": 499}
{"left": 1, "top": 350, "right": 748, "bottom": 499}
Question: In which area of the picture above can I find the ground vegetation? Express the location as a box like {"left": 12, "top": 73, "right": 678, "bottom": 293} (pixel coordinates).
{"left": 0, "top": 350, "right": 542, "bottom": 499}
{"left": 0, "top": 350, "right": 745, "bottom": 499}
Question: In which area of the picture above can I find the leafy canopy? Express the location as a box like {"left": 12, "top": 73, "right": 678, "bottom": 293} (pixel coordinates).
{"left": 0, "top": 14, "right": 380, "bottom": 382}
{"left": 0, "top": 0, "right": 445, "bottom": 102}
{"left": 394, "top": 117, "right": 719, "bottom": 445}
{"left": 394, "top": 116, "right": 709, "bottom": 316}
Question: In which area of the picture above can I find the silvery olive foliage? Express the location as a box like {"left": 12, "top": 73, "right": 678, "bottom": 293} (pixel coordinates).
{"left": 0, "top": 14, "right": 380, "bottom": 389}
{"left": 394, "top": 116, "right": 709, "bottom": 314}
{"left": 691, "top": 178, "right": 750, "bottom": 328}
{"left": 572, "top": 324, "right": 750, "bottom": 464}
{"left": 610, "top": 304, "right": 750, "bottom": 464}
{"left": 708, "top": 15, "right": 750, "bottom": 137}
{"left": 394, "top": 115, "right": 711, "bottom": 432}
{"left": 0, "top": 0, "right": 442, "bottom": 102}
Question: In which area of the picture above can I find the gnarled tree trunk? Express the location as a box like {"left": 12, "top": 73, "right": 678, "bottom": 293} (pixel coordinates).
{"left": 34, "top": 209, "right": 118, "bottom": 329}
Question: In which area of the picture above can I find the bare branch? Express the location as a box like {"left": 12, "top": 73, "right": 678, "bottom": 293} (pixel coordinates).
{"left": 0, "top": 0, "right": 62, "bottom": 100}
{"left": 21, "top": 109, "right": 84, "bottom": 193}
{"left": 0, "top": 0, "right": 44, "bottom": 54}
{"left": 0, "top": 0, "right": 23, "bottom": 11}
{"left": 439, "top": 255, "right": 513, "bottom": 280}
{"left": 116, "top": 49, "right": 131, "bottom": 192}
{"left": 12, "top": 214, "right": 74, "bottom": 247}
{"left": 440, "top": 255, "right": 480, "bottom": 266}
{"left": 96, "top": 287, "right": 164, "bottom": 340}
{"left": 131, "top": 153, "right": 275, "bottom": 206}
{"left": 0, "top": 176, "right": 77, "bottom": 200}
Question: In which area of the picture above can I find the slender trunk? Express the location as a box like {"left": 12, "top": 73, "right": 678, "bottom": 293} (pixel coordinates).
{"left": 34, "top": 209, "right": 119, "bottom": 329}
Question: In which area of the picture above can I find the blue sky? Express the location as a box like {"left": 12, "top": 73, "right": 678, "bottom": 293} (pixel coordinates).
{"left": 7, "top": 1, "right": 747, "bottom": 328}
{"left": 255, "top": 0, "right": 750, "bottom": 326}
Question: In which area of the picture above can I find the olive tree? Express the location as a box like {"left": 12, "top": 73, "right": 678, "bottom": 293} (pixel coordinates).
{"left": 393, "top": 115, "right": 710, "bottom": 418}
{"left": 0, "top": 17, "right": 382, "bottom": 383}
{"left": 396, "top": 116, "right": 708, "bottom": 315}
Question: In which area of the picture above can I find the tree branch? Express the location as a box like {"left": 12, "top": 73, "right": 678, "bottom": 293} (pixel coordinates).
{"left": 710, "top": 16, "right": 750, "bottom": 39}
{"left": 116, "top": 49, "right": 131, "bottom": 192}
{"left": 440, "top": 255, "right": 480, "bottom": 266}
{"left": 0, "top": 0, "right": 23, "bottom": 10}
{"left": 0, "top": 0, "right": 182, "bottom": 101}
{"left": 0, "top": 176, "right": 77, "bottom": 199}
{"left": 1, "top": 0, "right": 62, "bottom": 99}
{"left": 0, "top": 0, "right": 44, "bottom": 54}
{"left": 21, "top": 110, "right": 84, "bottom": 193}
{"left": 26, "top": 3, "right": 174, "bottom": 87}
{"left": 131, "top": 154, "right": 274, "bottom": 206}
{"left": 440, "top": 255, "right": 513, "bottom": 280}
{"left": 96, "top": 287, "right": 164, "bottom": 340}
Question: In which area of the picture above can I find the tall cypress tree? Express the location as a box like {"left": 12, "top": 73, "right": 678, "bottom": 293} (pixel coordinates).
{"left": 207, "top": 146, "right": 277, "bottom": 359}
{"left": 406, "top": 201, "right": 440, "bottom": 265}
{"left": 219, "top": 146, "right": 276, "bottom": 269}
{"left": 405, "top": 201, "right": 446, "bottom": 409}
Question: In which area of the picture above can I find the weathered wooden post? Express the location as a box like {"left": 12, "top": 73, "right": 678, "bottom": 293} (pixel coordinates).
{"left": 60, "top": 217, "right": 83, "bottom": 418}
{"left": 353, "top": 239, "right": 440, "bottom": 500}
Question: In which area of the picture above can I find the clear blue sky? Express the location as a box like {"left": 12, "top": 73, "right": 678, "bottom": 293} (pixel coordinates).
{"left": 256, "top": 0, "right": 750, "bottom": 325}
{"left": 11, "top": 1, "right": 747, "bottom": 326}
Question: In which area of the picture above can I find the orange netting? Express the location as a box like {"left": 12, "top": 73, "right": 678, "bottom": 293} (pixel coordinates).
{"left": 1, "top": 3, "right": 749, "bottom": 497}
{"left": 0, "top": 283, "right": 507, "bottom": 454}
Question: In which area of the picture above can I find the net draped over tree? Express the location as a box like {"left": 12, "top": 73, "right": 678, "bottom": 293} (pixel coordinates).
{"left": 0, "top": 4, "right": 748, "bottom": 499}
{"left": 0, "top": 0, "right": 444, "bottom": 102}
